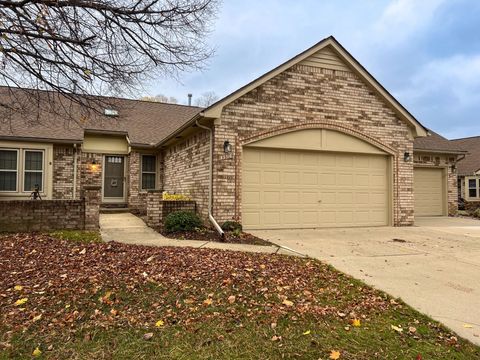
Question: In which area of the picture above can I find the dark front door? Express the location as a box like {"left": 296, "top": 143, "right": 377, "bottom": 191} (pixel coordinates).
{"left": 103, "top": 156, "right": 125, "bottom": 200}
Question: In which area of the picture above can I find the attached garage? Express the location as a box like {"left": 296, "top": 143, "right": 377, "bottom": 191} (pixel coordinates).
{"left": 241, "top": 129, "right": 391, "bottom": 230}
{"left": 414, "top": 167, "right": 446, "bottom": 216}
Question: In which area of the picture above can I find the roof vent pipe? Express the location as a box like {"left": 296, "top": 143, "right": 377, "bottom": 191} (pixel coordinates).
{"left": 188, "top": 93, "right": 192, "bottom": 106}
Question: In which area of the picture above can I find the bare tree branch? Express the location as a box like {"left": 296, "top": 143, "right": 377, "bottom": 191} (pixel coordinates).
{"left": 0, "top": 0, "right": 219, "bottom": 126}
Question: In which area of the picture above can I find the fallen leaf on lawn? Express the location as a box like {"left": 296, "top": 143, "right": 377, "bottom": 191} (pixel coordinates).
{"left": 352, "top": 319, "right": 361, "bottom": 327}
{"left": 32, "top": 347, "right": 42, "bottom": 357}
{"left": 14, "top": 298, "right": 28, "bottom": 306}
{"left": 245, "top": 268, "right": 254, "bottom": 272}
{"left": 14, "top": 285, "right": 23, "bottom": 291}
{"left": 32, "top": 314, "right": 42, "bottom": 322}
{"left": 344, "top": 326, "right": 350, "bottom": 331}
{"left": 110, "top": 308, "right": 118, "bottom": 316}
{"left": 203, "top": 298, "right": 213, "bottom": 306}
{"left": 391, "top": 325, "right": 403, "bottom": 333}
{"left": 260, "top": 264, "right": 266, "bottom": 269}
{"left": 302, "top": 330, "right": 311, "bottom": 335}
{"left": 79, "top": 248, "right": 86, "bottom": 255}
{"left": 228, "top": 295, "right": 236, "bottom": 304}
{"left": 155, "top": 320, "right": 164, "bottom": 327}
{"left": 408, "top": 326, "right": 417, "bottom": 333}
{"left": 143, "top": 332, "right": 154, "bottom": 340}
{"left": 271, "top": 335, "right": 281, "bottom": 341}
{"left": 463, "top": 324, "right": 474, "bottom": 328}
{"left": 416, "top": 354, "right": 422, "bottom": 360}
{"left": 329, "top": 349, "right": 341, "bottom": 359}
{"left": 282, "top": 299, "right": 294, "bottom": 307}
{"left": 337, "top": 312, "right": 346, "bottom": 318}
{"left": 65, "top": 304, "right": 70, "bottom": 309}
{"left": 271, "top": 322, "right": 277, "bottom": 329}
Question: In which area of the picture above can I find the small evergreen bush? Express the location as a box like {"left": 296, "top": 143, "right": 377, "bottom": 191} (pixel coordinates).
{"left": 221, "top": 221, "right": 242, "bottom": 232}
{"left": 164, "top": 211, "right": 202, "bottom": 233}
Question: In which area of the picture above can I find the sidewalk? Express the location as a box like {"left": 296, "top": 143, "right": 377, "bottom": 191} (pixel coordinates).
{"left": 99, "top": 213, "right": 304, "bottom": 257}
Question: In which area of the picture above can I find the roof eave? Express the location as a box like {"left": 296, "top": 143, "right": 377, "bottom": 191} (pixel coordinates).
{"left": 413, "top": 148, "right": 467, "bottom": 155}
{"left": 0, "top": 135, "right": 82, "bottom": 144}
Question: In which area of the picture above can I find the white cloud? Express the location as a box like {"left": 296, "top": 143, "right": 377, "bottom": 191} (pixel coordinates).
{"left": 372, "top": 0, "right": 447, "bottom": 46}
{"left": 397, "top": 54, "right": 480, "bottom": 106}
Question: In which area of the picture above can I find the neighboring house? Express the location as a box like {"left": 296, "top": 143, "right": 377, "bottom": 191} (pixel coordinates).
{"left": 451, "top": 136, "right": 480, "bottom": 203}
{"left": 0, "top": 36, "right": 465, "bottom": 229}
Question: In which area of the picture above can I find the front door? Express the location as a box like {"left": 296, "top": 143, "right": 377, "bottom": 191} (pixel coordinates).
{"left": 103, "top": 155, "right": 125, "bottom": 202}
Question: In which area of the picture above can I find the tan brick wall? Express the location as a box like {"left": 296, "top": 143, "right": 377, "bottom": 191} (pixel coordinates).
{"left": 212, "top": 64, "right": 415, "bottom": 226}
{"left": 52, "top": 145, "right": 75, "bottom": 199}
{"left": 414, "top": 153, "right": 458, "bottom": 215}
{"left": 162, "top": 129, "right": 210, "bottom": 221}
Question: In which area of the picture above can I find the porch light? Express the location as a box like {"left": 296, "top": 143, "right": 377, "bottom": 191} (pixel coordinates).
{"left": 89, "top": 159, "right": 100, "bottom": 172}
{"left": 403, "top": 152, "right": 411, "bottom": 162}
{"left": 223, "top": 140, "right": 232, "bottom": 154}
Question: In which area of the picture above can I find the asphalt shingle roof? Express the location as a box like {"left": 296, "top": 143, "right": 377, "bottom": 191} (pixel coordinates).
{"left": 0, "top": 87, "right": 202, "bottom": 147}
{"left": 451, "top": 136, "right": 480, "bottom": 175}
{"left": 413, "top": 130, "right": 465, "bottom": 154}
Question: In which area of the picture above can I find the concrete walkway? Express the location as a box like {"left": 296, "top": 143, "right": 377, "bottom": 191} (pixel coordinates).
{"left": 99, "top": 213, "right": 302, "bottom": 256}
{"left": 251, "top": 216, "right": 480, "bottom": 346}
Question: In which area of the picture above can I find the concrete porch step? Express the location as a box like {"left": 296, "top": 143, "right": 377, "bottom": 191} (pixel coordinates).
{"left": 100, "top": 204, "right": 131, "bottom": 214}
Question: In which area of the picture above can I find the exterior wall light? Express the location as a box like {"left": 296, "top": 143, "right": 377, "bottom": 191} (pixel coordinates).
{"left": 89, "top": 159, "right": 100, "bottom": 172}
{"left": 403, "top": 152, "right": 411, "bottom": 162}
{"left": 223, "top": 140, "right": 232, "bottom": 154}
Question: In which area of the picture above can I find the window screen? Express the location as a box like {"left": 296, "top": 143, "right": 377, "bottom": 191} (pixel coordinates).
{"left": 0, "top": 150, "right": 18, "bottom": 191}
{"left": 142, "top": 155, "right": 156, "bottom": 190}
{"left": 24, "top": 151, "right": 43, "bottom": 191}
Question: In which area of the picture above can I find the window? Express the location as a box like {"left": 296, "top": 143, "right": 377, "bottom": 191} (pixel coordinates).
{"left": 141, "top": 155, "right": 156, "bottom": 190}
{"left": 469, "top": 179, "right": 478, "bottom": 198}
{"left": 0, "top": 149, "right": 18, "bottom": 191}
{"left": 23, "top": 150, "right": 44, "bottom": 192}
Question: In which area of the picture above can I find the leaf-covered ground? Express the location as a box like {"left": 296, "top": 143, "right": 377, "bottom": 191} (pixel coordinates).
{"left": 0, "top": 234, "right": 479, "bottom": 359}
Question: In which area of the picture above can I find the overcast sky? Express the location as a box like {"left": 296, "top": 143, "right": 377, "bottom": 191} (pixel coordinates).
{"left": 145, "top": 0, "right": 480, "bottom": 139}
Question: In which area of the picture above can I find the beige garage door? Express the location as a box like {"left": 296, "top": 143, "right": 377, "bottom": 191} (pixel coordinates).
{"left": 414, "top": 167, "right": 445, "bottom": 216}
{"left": 242, "top": 147, "right": 390, "bottom": 229}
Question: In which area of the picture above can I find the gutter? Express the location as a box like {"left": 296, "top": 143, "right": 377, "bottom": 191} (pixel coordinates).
{"left": 73, "top": 144, "right": 78, "bottom": 200}
{"left": 195, "top": 118, "right": 224, "bottom": 237}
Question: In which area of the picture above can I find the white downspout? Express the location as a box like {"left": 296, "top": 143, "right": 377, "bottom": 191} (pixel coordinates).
{"left": 73, "top": 143, "right": 78, "bottom": 200}
{"left": 195, "top": 118, "right": 224, "bottom": 237}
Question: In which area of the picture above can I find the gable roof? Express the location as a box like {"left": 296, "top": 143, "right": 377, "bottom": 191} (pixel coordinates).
{"left": 413, "top": 129, "right": 466, "bottom": 155}
{"left": 451, "top": 136, "right": 480, "bottom": 175}
{"left": 0, "top": 87, "right": 202, "bottom": 147}
{"left": 200, "top": 36, "right": 428, "bottom": 138}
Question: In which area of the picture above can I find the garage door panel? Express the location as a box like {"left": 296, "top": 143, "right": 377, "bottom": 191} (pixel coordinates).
{"left": 243, "top": 147, "right": 389, "bottom": 229}
{"left": 414, "top": 168, "right": 445, "bottom": 217}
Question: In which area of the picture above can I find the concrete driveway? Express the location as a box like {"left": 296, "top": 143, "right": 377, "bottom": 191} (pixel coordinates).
{"left": 251, "top": 216, "right": 480, "bottom": 345}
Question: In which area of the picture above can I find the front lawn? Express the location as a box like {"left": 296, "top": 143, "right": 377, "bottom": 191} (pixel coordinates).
{"left": 0, "top": 234, "right": 479, "bottom": 359}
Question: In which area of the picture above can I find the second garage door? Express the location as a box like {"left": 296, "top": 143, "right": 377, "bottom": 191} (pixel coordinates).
{"left": 242, "top": 147, "right": 390, "bottom": 229}
{"left": 414, "top": 167, "right": 445, "bottom": 216}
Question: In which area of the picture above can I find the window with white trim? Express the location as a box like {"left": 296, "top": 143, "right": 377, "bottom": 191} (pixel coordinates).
{"left": 469, "top": 178, "right": 478, "bottom": 198}
{"left": 0, "top": 149, "right": 18, "bottom": 191}
{"left": 23, "top": 150, "right": 44, "bottom": 192}
{"left": 141, "top": 155, "right": 156, "bottom": 190}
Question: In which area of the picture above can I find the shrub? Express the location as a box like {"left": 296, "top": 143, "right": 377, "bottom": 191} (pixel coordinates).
{"left": 164, "top": 211, "right": 202, "bottom": 233}
{"left": 474, "top": 208, "right": 480, "bottom": 218}
{"left": 221, "top": 221, "right": 242, "bottom": 232}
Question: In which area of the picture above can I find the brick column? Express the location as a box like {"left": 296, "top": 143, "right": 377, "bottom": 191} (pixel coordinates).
{"left": 146, "top": 190, "right": 163, "bottom": 230}
{"left": 83, "top": 185, "right": 101, "bottom": 230}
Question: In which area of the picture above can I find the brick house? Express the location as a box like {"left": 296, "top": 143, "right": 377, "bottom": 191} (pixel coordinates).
{"left": 0, "top": 36, "right": 465, "bottom": 230}
{"left": 451, "top": 136, "right": 480, "bottom": 204}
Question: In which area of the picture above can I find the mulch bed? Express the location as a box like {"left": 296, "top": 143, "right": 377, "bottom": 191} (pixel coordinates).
{"left": 161, "top": 229, "right": 272, "bottom": 246}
